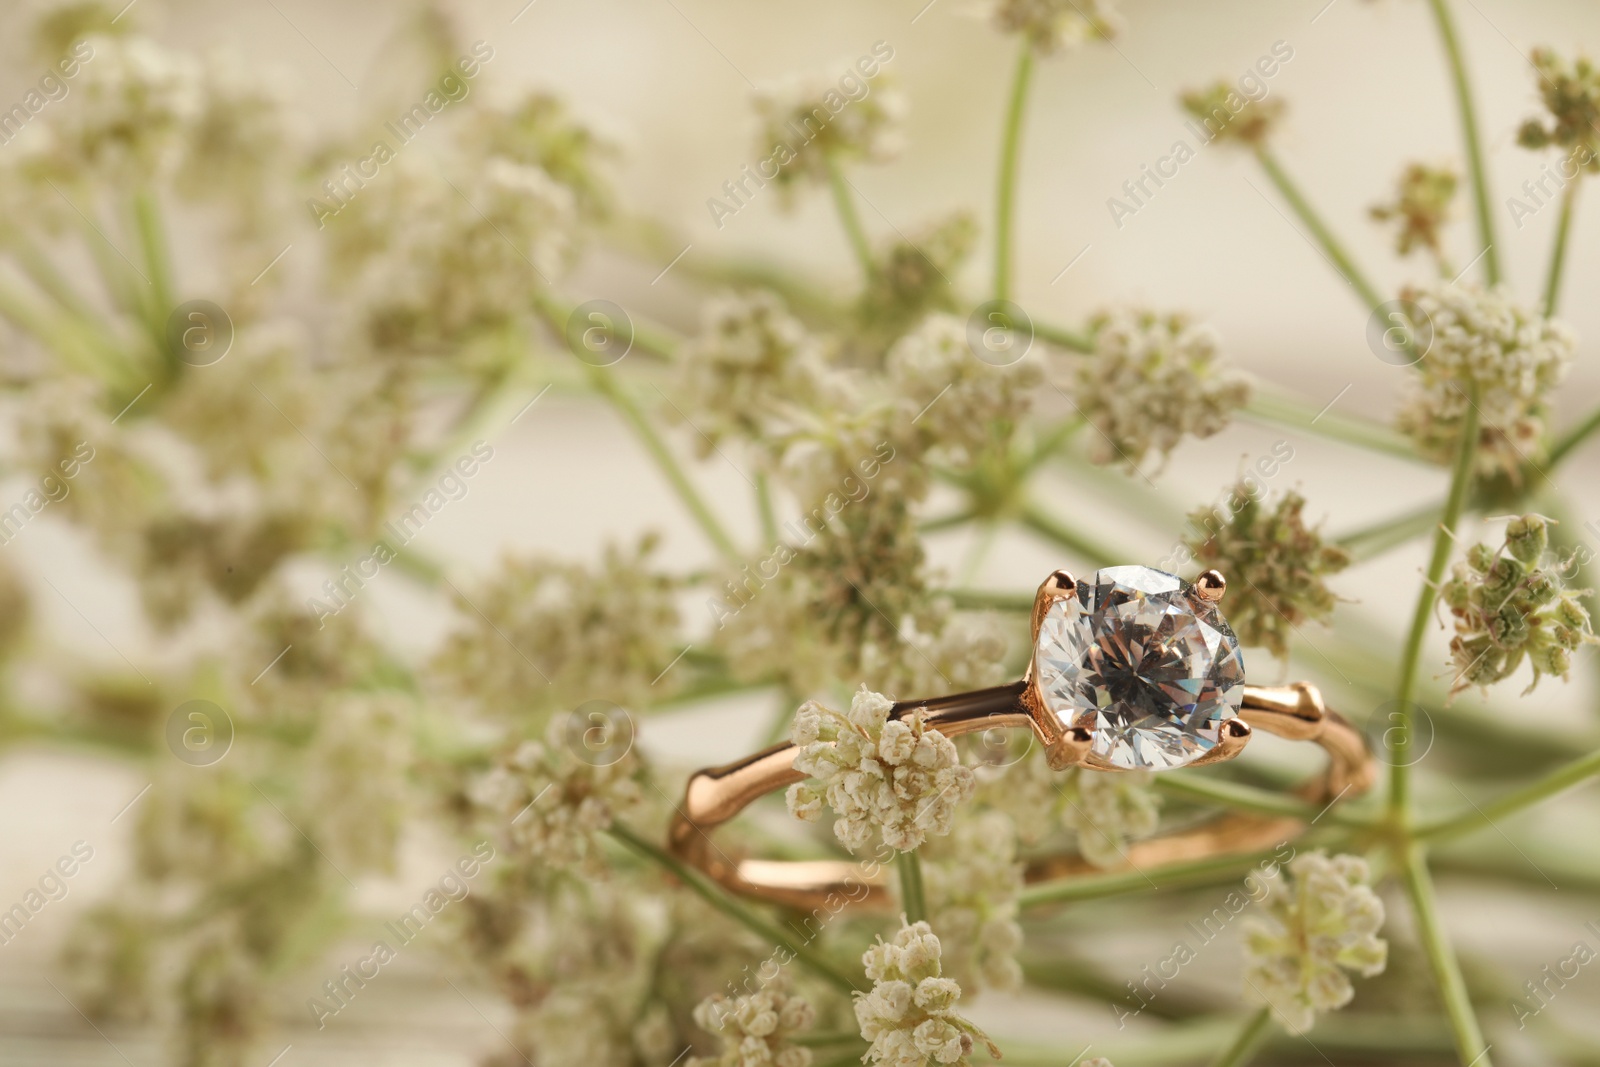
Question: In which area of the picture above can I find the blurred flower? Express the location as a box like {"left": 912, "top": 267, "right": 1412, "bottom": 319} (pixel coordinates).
{"left": 688, "top": 976, "right": 817, "bottom": 1067}
{"left": 1070, "top": 308, "right": 1250, "bottom": 471}
{"left": 1243, "top": 851, "right": 1387, "bottom": 1035}
{"left": 1440, "top": 514, "right": 1596, "bottom": 694}
{"left": 1395, "top": 284, "right": 1572, "bottom": 480}
{"left": 981, "top": 0, "right": 1121, "bottom": 54}
{"left": 1180, "top": 81, "right": 1284, "bottom": 147}
{"left": 303, "top": 691, "right": 412, "bottom": 875}
{"left": 857, "top": 212, "right": 977, "bottom": 354}
{"left": 976, "top": 749, "right": 1160, "bottom": 867}
{"left": 1369, "top": 163, "right": 1458, "bottom": 263}
{"left": 470, "top": 717, "right": 646, "bottom": 874}
{"left": 431, "top": 536, "right": 682, "bottom": 719}
{"left": 921, "top": 811, "right": 1024, "bottom": 993}
{"left": 754, "top": 69, "right": 906, "bottom": 192}
{"left": 855, "top": 920, "right": 998, "bottom": 1067}
{"left": 887, "top": 314, "right": 1041, "bottom": 469}
{"left": 787, "top": 686, "right": 976, "bottom": 853}
{"left": 1517, "top": 48, "right": 1600, "bottom": 167}
{"left": 462, "top": 93, "right": 619, "bottom": 223}
{"left": 1184, "top": 488, "right": 1350, "bottom": 659}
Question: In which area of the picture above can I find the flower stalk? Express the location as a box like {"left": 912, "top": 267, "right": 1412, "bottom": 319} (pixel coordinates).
{"left": 994, "top": 41, "right": 1035, "bottom": 303}
{"left": 1427, "top": 0, "right": 1501, "bottom": 285}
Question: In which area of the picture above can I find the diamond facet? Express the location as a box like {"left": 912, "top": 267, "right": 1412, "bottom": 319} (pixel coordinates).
{"left": 1033, "top": 565, "right": 1246, "bottom": 770}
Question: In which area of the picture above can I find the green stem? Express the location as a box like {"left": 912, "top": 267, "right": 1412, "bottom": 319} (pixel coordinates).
{"left": 1543, "top": 177, "right": 1581, "bottom": 317}
{"left": 945, "top": 588, "right": 1031, "bottom": 613}
{"left": 1019, "top": 847, "right": 1286, "bottom": 909}
{"left": 1242, "top": 383, "right": 1419, "bottom": 462}
{"left": 1390, "top": 388, "right": 1479, "bottom": 816}
{"left": 1428, "top": 0, "right": 1501, "bottom": 285}
{"left": 1401, "top": 843, "right": 1494, "bottom": 1067}
{"left": 896, "top": 850, "right": 927, "bottom": 924}
{"left": 994, "top": 41, "right": 1034, "bottom": 304}
{"left": 1255, "top": 148, "right": 1387, "bottom": 313}
{"left": 1549, "top": 402, "right": 1600, "bottom": 467}
{"left": 1154, "top": 773, "right": 1361, "bottom": 827}
{"left": 607, "top": 824, "right": 860, "bottom": 994}
{"left": 1207, "top": 1007, "right": 1274, "bottom": 1067}
{"left": 1335, "top": 500, "right": 1445, "bottom": 562}
{"left": 582, "top": 365, "right": 741, "bottom": 564}
{"left": 755, "top": 471, "right": 779, "bottom": 545}
{"left": 132, "top": 188, "right": 177, "bottom": 375}
{"left": 1018, "top": 499, "right": 1119, "bottom": 568}
{"left": 824, "top": 154, "right": 875, "bottom": 281}
{"left": 1034, "top": 319, "right": 1095, "bottom": 353}
{"left": 1416, "top": 745, "right": 1600, "bottom": 843}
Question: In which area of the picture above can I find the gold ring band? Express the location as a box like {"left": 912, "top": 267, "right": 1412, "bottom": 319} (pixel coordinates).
{"left": 669, "top": 566, "right": 1377, "bottom": 911}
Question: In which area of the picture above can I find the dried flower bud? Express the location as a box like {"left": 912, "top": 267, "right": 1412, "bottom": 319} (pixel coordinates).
{"left": 857, "top": 212, "right": 978, "bottom": 354}
{"left": 1180, "top": 81, "right": 1284, "bottom": 147}
{"left": 787, "top": 686, "right": 976, "bottom": 853}
{"left": 1184, "top": 488, "right": 1349, "bottom": 659}
{"left": 1070, "top": 308, "right": 1251, "bottom": 472}
{"left": 1369, "top": 163, "right": 1458, "bottom": 262}
{"left": 1395, "top": 284, "right": 1572, "bottom": 481}
{"left": 855, "top": 920, "right": 999, "bottom": 1066}
{"left": 1438, "top": 515, "right": 1596, "bottom": 694}
{"left": 981, "top": 0, "right": 1121, "bottom": 55}
{"left": 1517, "top": 48, "right": 1600, "bottom": 169}
{"left": 753, "top": 68, "right": 906, "bottom": 193}
{"left": 1243, "top": 851, "right": 1387, "bottom": 1035}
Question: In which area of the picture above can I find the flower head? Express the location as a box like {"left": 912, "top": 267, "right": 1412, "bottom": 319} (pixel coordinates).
{"left": 981, "top": 0, "right": 1121, "bottom": 55}
{"left": 975, "top": 747, "right": 1160, "bottom": 866}
{"left": 1517, "top": 48, "right": 1600, "bottom": 169}
{"left": 688, "top": 976, "right": 816, "bottom": 1067}
{"left": 1181, "top": 81, "right": 1284, "bottom": 147}
{"left": 921, "top": 812, "right": 1024, "bottom": 993}
{"left": 1183, "top": 487, "right": 1350, "bottom": 659}
{"left": 855, "top": 920, "right": 998, "bottom": 1067}
{"left": 754, "top": 68, "right": 906, "bottom": 193}
{"left": 1243, "top": 851, "right": 1387, "bottom": 1035}
{"left": 786, "top": 686, "right": 976, "bottom": 853}
{"left": 1369, "top": 163, "right": 1458, "bottom": 262}
{"left": 1395, "top": 284, "right": 1572, "bottom": 480}
{"left": 1439, "top": 514, "right": 1596, "bottom": 694}
{"left": 1070, "top": 309, "right": 1251, "bottom": 471}
{"left": 469, "top": 716, "right": 646, "bottom": 874}
{"left": 857, "top": 213, "right": 978, "bottom": 356}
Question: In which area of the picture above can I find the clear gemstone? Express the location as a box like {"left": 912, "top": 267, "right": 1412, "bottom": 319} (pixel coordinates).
{"left": 1033, "top": 565, "right": 1246, "bottom": 770}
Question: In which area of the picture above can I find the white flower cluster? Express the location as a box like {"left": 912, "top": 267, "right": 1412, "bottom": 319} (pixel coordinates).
{"left": 674, "top": 291, "right": 842, "bottom": 454}
{"left": 921, "top": 812, "right": 1025, "bottom": 993}
{"left": 755, "top": 71, "right": 906, "bottom": 191}
{"left": 980, "top": 0, "right": 1122, "bottom": 54}
{"left": 470, "top": 720, "right": 645, "bottom": 874}
{"left": 787, "top": 687, "right": 976, "bottom": 853}
{"left": 1397, "top": 284, "right": 1573, "bottom": 478}
{"left": 1070, "top": 308, "right": 1251, "bottom": 472}
{"left": 1243, "top": 851, "right": 1388, "bottom": 1034}
{"left": 689, "top": 977, "right": 816, "bottom": 1067}
{"left": 855, "top": 921, "right": 997, "bottom": 1067}
{"left": 978, "top": 749, "right": 1161, "bottom": 868}
{"left": 887, "top": 314, "right": 1042, "bottom": 469}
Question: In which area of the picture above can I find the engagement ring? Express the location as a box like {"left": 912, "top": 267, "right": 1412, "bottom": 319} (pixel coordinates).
{"left": 670, "top": 565, "right": 1376, "bottom": 909}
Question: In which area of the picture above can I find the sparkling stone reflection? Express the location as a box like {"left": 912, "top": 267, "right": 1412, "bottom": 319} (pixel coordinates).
{"left": 1034, "top": 565, "right": 1246, "bottom": 770}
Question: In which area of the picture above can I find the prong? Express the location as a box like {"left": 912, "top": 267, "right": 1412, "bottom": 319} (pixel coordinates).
{"left": 1031, "top": 568, "right": 1078, "bottom": 643}
{"left": 1044, "top": 725, "right": 1094, "bottom": 770}
{"left": 1194, "top": 569, "right": 1226, "bottom": 603}
{"left": 1191, "top": 716, "right": 1252, "bottom": 767}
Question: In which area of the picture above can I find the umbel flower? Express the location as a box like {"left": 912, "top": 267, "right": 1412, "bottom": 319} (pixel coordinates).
{"left": 1180, "top": 81, "right": 1284, "bottom": 147}
{"left": 920, "top": 811, "right": 1025, "bottom": 993}
{"left": 1369, "top": 163, "right": 1459, "bottom": 264}
{"left": 975, "top": 747, "right": 1161, "bottom": 868}
{"left": 1395, "top": 284, "right": 1572, "bottom": 480}
{"left": 1439, "top": 514, "right": 1596, "bottom": 694}
{"left": 753, "top": 66, "right": 906, "bottom": 193}
{"left": 857, "top": 212, "right": 978, "bottom": 357}
{"left": 1070, "top": 308, "right": 1251, "bottom": 472}
{"left": 981, "top": 0, "right": 1122, "bottom": 55}
{"left": 787, "top": 686, "right": 976, "bottom": 853}
{"left": 854, "top": 920, "right": 999, "bottom": 1067}
{"left": 1243, "top": 851, "right": 1388, "bottom": 1035}
{"left": 469, "top": 717, "right": 646, "bottom": 874}
{"left": 1517, "top": 48, "right": 1600, "bottom": 167}
{"left": 688, "top": 976, "right": 816, "bottom": 1067}
{"left": 1183, "top": 487, "right": 1350, "bottom": 659}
